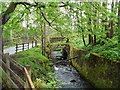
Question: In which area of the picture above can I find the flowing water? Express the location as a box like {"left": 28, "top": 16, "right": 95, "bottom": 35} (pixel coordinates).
{"left": 52, "top": 50, "right": 94, "bottom": 89}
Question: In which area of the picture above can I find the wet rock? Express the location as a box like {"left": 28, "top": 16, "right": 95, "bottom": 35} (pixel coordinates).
{"left": 70, "top": 79, "right": 76, "bottom": 83}
{"left": 66, "top": 68, "right": 72, "bottom": 71}
{"left": 54, "top": 65, "right": 59, "bottom": 70}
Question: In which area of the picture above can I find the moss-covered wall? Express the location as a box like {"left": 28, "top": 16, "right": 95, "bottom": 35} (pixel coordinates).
{"left": 71, "top": 47, "right": 120, "bottom": 88}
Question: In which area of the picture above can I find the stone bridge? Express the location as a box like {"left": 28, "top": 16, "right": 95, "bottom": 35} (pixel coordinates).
{"left": 46, "top": 37, "right": 70, "bottom": 59}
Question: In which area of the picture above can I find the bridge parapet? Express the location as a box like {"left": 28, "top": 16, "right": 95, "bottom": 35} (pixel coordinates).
{"left": 49, "top": 37, "right": 65, "bottom": 43}
{"left": 47, "top": 37, "right": 70, "bottom": 59}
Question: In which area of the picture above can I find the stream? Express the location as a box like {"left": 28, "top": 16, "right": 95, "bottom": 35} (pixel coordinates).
{"left": 52, "top": 50, "right": 94, "bottom": 89}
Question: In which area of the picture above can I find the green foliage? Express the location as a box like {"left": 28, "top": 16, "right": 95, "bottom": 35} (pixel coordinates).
{"left": 2, "top": 4, "right": 42, "bottom": 45}
{"left": 2, "top": 1, "right": 120, "bottom": 89}
{"left": 12, "top": 47, "right": 58, "bottom": 88}
{"left": 2, "top": 2, "right": 119, "bottom": 61}
{"left": 34, "top": 76, "right": 61, "bottom": 88}
{"left": 14, "top": 47, "right": 48, "bottom": 78}
{"left": 68, "top": 2, "right": 119, "bottom": 61}
{"left": 84, "top": 36, "right": 119, "bottom": 61}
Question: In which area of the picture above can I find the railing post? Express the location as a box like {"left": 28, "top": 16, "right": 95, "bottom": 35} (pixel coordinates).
{"left": 22, "top": 43, "right": 24, "bottom": 51}
{"left": 24, "top": 65, "right": 31, "bottom": 89}
{"left": 5, "top": 53, "right": 10, "bottom": 76}
{"left": 16, "top": 44, "right": 18, "bottom": 53}
{"left": 32, "top": 41, "right": 33, "bottom": 48}
{"left": 35, "top": 41, "right": 37, "bottom": 47}
{"left": 25, "top": 65, "right": 31, "bottom": 77}
{"left": 28, "top": 43, "right": 29, "bottom": 49}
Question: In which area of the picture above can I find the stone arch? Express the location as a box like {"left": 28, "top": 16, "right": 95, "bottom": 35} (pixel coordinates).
{"left": 46, "top": 37, "right": 70, "bottom": 59}
{"left": 47, "top": 43, "right": 70, "bottom": 59}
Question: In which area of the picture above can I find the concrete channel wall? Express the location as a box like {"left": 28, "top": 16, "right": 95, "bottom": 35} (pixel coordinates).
{"left": 70, "top": 48, "right": 120, "bottom": 88}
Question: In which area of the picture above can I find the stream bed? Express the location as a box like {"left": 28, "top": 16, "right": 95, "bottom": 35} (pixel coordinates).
{"left": 54, "top": 64, "right": 93, "bottom": 89}
{"left": 52, "top": 50, "right": 94, "bottom": 89}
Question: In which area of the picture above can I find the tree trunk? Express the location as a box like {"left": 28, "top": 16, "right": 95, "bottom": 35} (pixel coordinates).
{"left": 102, "top": 2, "right": 109, "bottom": 38}
{"left": 101, "top": 2, "right": 107, "bottom": 45}
{"left": 42, "top": 23, "right": 46, "bottom": 56}
{"left": 93, "top": 35, "right": 96, "bottom": 45}
{"left": 93, "top": 3, "right": 98, "bottom": 46}
{"left": 88, "top": 34, "right": 93, "bottom": 45}
{"left": 88, "top": 17, "right": 93, "bottom": 45}
{"left": 82, "top": 35, "right": 86, "bottom": 46}
{"left": 0, "top": 2, "right": 17, "bottom": 57}
{"left": 118, "top": 1, "right": 120, "bottom": 46}
{"left": 26, "top": 16, "right": 29, "bottom": 42}
{"left": 104, "top": 1, "right": 114, "bottom": 39}
{"left": 2, "top": 2, "right": 17, "bottom": 25}
{"left": 118, "top": 1, "right": 120, "bottom": 28}
{"left": 41, "top": 25, "right": 44, "bottom": 55}
{"left": 0, "top": 16, "right": 3, "bottom": 62}
{"left": 109, "top": 1, "right": 114, "bottom": 38}
{"left": 88, "top": 3, "right": 93, "bottom": 45}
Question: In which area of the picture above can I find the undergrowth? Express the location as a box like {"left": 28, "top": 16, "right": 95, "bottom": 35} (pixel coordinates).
{"left": 84, "top": 37, "right": 119, "bottom": 61}
{"left": 72, "top": 36, "right": 119, "bottom": 61}
{"left": 12, "top": 47, "right": 60, "bottom": 88}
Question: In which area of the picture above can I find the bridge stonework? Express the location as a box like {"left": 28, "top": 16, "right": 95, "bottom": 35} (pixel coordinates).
{"left": 47, "top": 37, "right": 70, "bottom": 59}
{"left": 49, "top": 37, "right": 65, "bottom": 43}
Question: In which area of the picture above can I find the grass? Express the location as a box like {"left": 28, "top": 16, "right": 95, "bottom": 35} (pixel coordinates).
{"left": 11, "top": 47, "right": 59, "bottom": 88}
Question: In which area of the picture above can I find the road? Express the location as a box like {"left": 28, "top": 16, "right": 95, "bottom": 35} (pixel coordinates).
{"left": 4, "top": 43, "right": 40, "bottom": 55}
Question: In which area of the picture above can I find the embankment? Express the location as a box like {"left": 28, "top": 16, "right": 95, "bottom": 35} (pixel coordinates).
{"left": 70, "top": 48, "right": 120, "bottom": 88}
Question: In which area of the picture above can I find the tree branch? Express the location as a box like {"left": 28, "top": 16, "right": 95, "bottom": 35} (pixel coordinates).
{"left": 1, "top": 2, "right": 69, "bottom": 25}
{"left": 41, "top": 11, "right": 51, "bottom": 26}
{"left": 50, "top": 14, "right": 61, "bottom": 24}
{"left": 59, "top": 1, "right": 69, "bottom": 7}
{"left": 1, "top": 2, "right": 39, "bottom": 25}
{"left": 2, "top": 2, "right": 17, "bottom": 25}
{"left": 40, "top": 11, "right": 63, "bottom": 37}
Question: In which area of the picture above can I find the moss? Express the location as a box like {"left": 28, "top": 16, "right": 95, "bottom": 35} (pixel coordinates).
{"left": 72, "top": 60, "right": 114, "bottom": 88}
{"left": 71, "top": 48, "right": 120, "bottom": 88}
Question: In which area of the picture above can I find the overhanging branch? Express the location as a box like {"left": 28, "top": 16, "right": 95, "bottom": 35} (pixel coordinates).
{"left": 2, "top": 2, "right": 17, "bottom": 25}
{"left": 1, "top": 2, "right": 69, "bottom": 25}
{"left": 40, "top": 11, "right": 63, "bottom": 37}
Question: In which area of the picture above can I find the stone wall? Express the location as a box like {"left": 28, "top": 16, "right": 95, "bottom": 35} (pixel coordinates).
{"left": 71, "top": 48, "right": 120, "bottom": 88}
